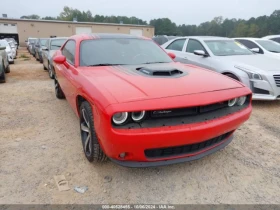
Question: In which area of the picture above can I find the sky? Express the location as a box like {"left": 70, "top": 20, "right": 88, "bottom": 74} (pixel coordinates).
{"left": 1, "top": 0, "right": 280, "bottom": 25}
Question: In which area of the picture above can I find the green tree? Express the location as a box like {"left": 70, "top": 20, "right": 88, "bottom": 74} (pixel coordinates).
{"left": 20, "top": 14, "right": 40, "bottom": 19}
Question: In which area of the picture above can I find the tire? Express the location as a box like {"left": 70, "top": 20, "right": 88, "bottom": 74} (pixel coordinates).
{"left": 0, "top": 63, "right": 6, "bottom": 83}
{"left": 5, "top": 64, "right": 10, "bottom": 73}
{"left": 36, "top": 53, "right": 39, "bottom": 61}
{"left": 79, "top": 101, "right": 107, "bottom": 163}
{"left": 54, "top": 77, "right": 65, "bottom": 99}
{"left": 48, "top": 63, "right": 54, "bottom": 79}
{"left": 9, "top": 61, "right": 14, "bottom": 64}
{"left": 224, "top": 73, "right": 239, "bottom": 81}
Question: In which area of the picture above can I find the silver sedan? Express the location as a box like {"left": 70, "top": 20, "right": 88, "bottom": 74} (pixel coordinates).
{"left": 42, "top": 37, "right": 67, "bottom": 79}
{"left": 162, "top": 36, "right": 280, "bottom": 100}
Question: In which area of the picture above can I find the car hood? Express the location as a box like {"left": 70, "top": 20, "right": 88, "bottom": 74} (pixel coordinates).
{"left": 216, "top": 54, "right": 280, "bottom": 71}
{"left": 80, "top": 63, "right": 244, "bottom": 103}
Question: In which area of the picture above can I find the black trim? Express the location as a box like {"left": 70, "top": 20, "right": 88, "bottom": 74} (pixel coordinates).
{"left": 113, "top": 96, "right": 250, "bottom": 129}
{"left": 110, "top": 135, "right": 233, "bottom": 168}
{"left": 253, "top": 87, "right": 270, "bottom": 95}
{"left": 145, "top": 131, "right": 233, "bottom": 158}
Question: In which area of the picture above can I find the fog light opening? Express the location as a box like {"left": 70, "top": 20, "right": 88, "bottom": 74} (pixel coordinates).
{"left": 119, "top": 153, "right": 126, "bottom": 159}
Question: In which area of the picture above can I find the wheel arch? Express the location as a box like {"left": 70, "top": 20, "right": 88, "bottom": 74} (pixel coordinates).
{"left": 76, "top": 95, "right": 96, "bottom": 116}
{"left": 221, "top": 71, "right": 241, "bottom": 81}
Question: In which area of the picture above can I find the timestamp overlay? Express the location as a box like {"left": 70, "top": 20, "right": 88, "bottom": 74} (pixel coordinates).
{"left": 1, "top": 205, "right": 279, "bottom": 210}
{"left": 102, "top": 205, "right": 175, "bottom": 210}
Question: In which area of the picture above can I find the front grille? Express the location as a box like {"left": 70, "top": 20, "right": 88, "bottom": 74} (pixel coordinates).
{"left": 145, "top": 131, "right": 233, "bottom": 159}
{"left": 150, "top": 101, "right": 228, "bottom": 118}
{"left": 274, "top": 75, "right": 280, "bottom": 87}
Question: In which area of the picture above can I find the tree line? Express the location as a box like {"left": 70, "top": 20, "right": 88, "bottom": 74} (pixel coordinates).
{"left": 21, "top": 7, "right": 280, "bottom": 38}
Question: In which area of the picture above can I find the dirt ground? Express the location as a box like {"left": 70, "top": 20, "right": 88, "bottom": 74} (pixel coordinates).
{"left": 0, "top": 49, "right": 280, "bottom": 204}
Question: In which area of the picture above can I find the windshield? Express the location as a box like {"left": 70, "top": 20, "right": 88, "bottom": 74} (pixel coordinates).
{"left": 0, "top": 40, "right": 8, "bottom": 47}
{"left": 256, "top": 40, "right": 280, "bottom": 53}
{"left": 40, "top": 39, "right": 48, "bottom": 46}
{"left": 50, "top": 39, "right": 66, "bottom": 50}
{"left": 29, "top": 39, "right": 36, "bottom": 44}
{"left": 80, "top": 38, "right": 173, "bottom": 66}
{"left": 205, "top": 40, "right": 253, "bottom": 56}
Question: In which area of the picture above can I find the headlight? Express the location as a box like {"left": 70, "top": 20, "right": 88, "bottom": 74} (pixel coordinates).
{"left": 228, "top": 98, "right": 237, "bottom": 107}
{"left": 112, "top": 112, "right": 128, "bottom": 125}
{"left": 131, "top": 111, "right": 146, "bottom": 122}
{"left": 237, "top": 96, "right": 246, "bottom": 106}
{"left": 235, "top": 66, "right": 262, "bottom": 80}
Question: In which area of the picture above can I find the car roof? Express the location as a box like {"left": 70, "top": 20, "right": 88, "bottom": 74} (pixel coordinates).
{"left": 172, "top": 36, "right": 231, "bottom": 41}
{"left": 50, "top": 37, "right": 68, "bottom": 40}
{"left": 90, "top": 33, "right": 145, "bottom": 39}
{"left": 234, "top": 37, "right": 265, "bottom": 41}
{"left": 263, "top": 35, "right": 280, "bottom": 39}
{"left": 70, "top": 33, "right": 149, "bottom": 41}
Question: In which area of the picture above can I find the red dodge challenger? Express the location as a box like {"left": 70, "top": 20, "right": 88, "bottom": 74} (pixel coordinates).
{"left": 52, "top": 33, "right": 252, "bottom": 167}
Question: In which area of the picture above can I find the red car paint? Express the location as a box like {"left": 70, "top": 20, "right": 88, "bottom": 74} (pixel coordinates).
{"left": 53, "top": 34, "right": 252, "bottom": 166}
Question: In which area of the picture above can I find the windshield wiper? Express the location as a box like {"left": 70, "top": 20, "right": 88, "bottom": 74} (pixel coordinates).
{"left": 269, "top": 50, "right": 280, "bottom": 53}
{"left": 51, "top": 45, "right": 62, "bottom": 47}
{"left": 87, "top": 64, "right": 126, "bottom": 66}
{"left": 139, "top": 61, "right": 169, "bottom": 64}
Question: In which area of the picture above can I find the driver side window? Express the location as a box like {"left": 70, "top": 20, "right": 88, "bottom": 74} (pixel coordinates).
{"left": 186, "top": 39, "right": 206, "bottom": 53}
{"left": 62, "top": 40, "right": 75, "bottom": 65}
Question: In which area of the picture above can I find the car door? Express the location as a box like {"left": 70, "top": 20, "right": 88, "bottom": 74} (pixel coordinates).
{"left": 164, "top": 39, "right": 188, "bottom": 62}
{"left": 58, "top": 40, "right": 79, "bottom": 110}
{"left": 183, "top": 39, "right": 216, "bottom": 70}
{"left": 42, "top": 39, "right": 49, "bottom": 68}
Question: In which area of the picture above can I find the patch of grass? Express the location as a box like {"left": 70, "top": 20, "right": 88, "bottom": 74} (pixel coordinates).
{"left": 23, "top": 58, "right": 31, "bottom": 61}
{"left": 19, "top": 54, "right": 29, "bottom": 59}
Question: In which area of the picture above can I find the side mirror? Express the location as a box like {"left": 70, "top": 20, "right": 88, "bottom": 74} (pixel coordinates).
{"left": 0, "top": 46, "right": 6, "bottom": 50}
{"left": 251, "top": 48, "right": 260, "bottom": 53}
{"left": 42, "top": 46, "right": 48, "bottom": 51}
{"left": 194, "top": 50, "right": 208, "bottom": 57}
{"left": 53, "top": 55, "right": 66, "bottom": 64}
{"left": 168, "top": 52, "right": 176, "bottom": 59}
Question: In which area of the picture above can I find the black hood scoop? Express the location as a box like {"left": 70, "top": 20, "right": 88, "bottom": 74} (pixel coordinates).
{"left": 136, "top": 66, "right": 186, "bottom": 78}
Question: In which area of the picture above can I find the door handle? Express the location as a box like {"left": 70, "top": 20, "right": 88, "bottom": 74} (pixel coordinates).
{"left": 183, "top": 57, "right": 188, "bottom": 60}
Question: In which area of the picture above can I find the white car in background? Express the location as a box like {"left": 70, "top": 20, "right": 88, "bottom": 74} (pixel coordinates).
{"left": 262, "top": 35, "right": 280, "bottom": 44}
{"left": 162, "top": 36, "right": 280, "bottom": 100}
{"left": 8, "top": 41, "right": 17, "bottom": 59}
{"left": 0, "top": 40, "right": 14, "bottom": 64}
{"left": 234, "top": 38, "right": 280, "bottom": 59}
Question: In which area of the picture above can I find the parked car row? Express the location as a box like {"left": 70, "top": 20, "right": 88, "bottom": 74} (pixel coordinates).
{"left": 26, "top": 37, "right": 67, "bottom": 78}
{"left": 50, "top": 33, "right": 252, "bottom": 167}
{"left": 162, "top": 36, "right": 280, "bottom": 101}
{"left": 0, "top": 38, "right": 17, "bottom": 83}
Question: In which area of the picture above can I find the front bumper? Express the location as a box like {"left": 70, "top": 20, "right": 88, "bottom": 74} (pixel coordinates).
{"left": 250, "top": 72, "right": 280, "bottom": 100}
{"left": 99, "top": 106, "right": 251, "bottom": 166}
{"left": 110, "top": 135, "right": 233, "bottom": 167}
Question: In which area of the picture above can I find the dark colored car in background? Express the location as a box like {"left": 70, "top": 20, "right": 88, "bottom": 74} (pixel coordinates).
{"left": 28, "top": 38, "right": 38, "bottom": 56}
{"left": 152, "top": 35, "right": 179, "bottom": 45}
{"left": 34, "top": 38, "right": 49, "bottom": 63}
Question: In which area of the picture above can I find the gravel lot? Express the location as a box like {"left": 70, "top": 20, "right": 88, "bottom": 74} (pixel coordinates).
{"left": 0, "top": 49, "right": 280, "bottom": 204}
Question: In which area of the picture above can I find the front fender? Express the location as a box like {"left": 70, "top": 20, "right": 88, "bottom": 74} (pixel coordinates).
{"left": 221, "top": 69, "right": 251, "bottom": 88}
